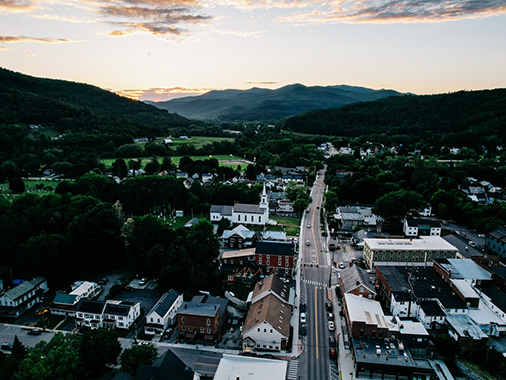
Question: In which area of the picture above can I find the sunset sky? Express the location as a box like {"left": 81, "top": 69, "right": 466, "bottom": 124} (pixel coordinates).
{"left": 1, "top": 0, "right": 506, "bottom": 101}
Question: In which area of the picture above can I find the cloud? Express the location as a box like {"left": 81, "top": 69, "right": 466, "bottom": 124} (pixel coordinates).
{"left": 0, "top": 46, "right": 7, "bottom": 50}
{"left": 277, "top": 0, "right": 506, "bottom": 24}
{"left": 115, "top": 86, "right": 211, "bottom": 101}
{"left": 245, "top": 81, "right": 277, "bottom": 84}
{"left": 0, "top": 0, "right": 35, "bottom": 12}
{"left": 0, "top": 35, "right": 81, "bottom": 43}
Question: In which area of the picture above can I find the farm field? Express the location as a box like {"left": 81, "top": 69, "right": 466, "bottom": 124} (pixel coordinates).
{"left": 100, "top": 155, "right": 251, "bottom": 169}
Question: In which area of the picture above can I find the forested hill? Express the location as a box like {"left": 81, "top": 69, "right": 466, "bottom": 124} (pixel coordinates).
{"left": 152, "top": 83, "right": 403, "bottom": 122}
{"left": 283, "top": 89, "right": 506, "bottom": 146}
{"left": 0, "top": 67, "right": 190, "bottom": 135}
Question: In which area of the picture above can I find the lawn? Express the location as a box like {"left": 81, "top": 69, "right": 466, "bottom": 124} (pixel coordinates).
{"left": 100, "top": 155, "right": 250, "bottom": 170}
{"left": 162, "top": 136, "right": 235, "bottom": 149}
{"left": 271, "top": 216, "right": 301, "bottom": 236}
{"left": 166, "top": 214, "right": 209, "bottom": 229}
{"left": 0, "top": 179, "right": 60, "bottom": 195}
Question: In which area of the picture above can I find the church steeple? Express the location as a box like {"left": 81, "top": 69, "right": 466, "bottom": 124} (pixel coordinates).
{"left": 260, "top": 183, "right": 268, "bottom": 207}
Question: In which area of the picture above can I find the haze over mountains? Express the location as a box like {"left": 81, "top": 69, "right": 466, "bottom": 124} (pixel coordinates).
{"left": 150, "top": 84, "right": 403, "bottom": 122}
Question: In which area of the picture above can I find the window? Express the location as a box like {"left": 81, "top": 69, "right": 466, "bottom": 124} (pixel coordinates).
{"left": 207, "top": 319, "right": 211, "bottom": 326}
{"left": 200, "top": 327, "right": 204, "bottom": 333}
{"left": 238, "top": 215, "right": 241, "bottom": 221}
{"left": 181, "top": 317, "right": 185, "bottom": 323}
{"left": 258, "top": 328, "right": 260, "bottom": 332}
{"left": 207, "top": 327, "right": 211, "bottom": 333}
{"left": 278, "top": 261, "right": 282, "bottom": 266}
{"left": 150, "top": 317, "right": 154, "bottom": 322}
{"left": 267, "top": 255, "right": 270, "bottom": 259}
{"left": 251, "top": 215, "right": 254, "bottom": 222}
{"left": 259, "top": 216, "right": 261, "bottom": 222}
{"left": 230, "top": 238, "right": 235, "bottom": 243}
{"left": 189, "top": 326, "right": 192, "bottom": 332}
{"left": 157, "top": 318, "right": 160, "bottom": 323}
{"left": 182, "top": 325, "right": 185, "bottom": 331}
{"left": 267, "top": 260, "right": 270, "bottom": 265}
{"left": 270, "top": 329, "right": 273, "bottom": 333}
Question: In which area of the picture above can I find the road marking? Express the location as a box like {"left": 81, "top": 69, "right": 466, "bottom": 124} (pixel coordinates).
{"left": 329, "top": 364, "right": 339, "bottom": 380}
{"left": 314, "top": 286, "right": 319, "bottom": 360}
{"left": 287, "top": 360, "right": 299, "bottom": 380}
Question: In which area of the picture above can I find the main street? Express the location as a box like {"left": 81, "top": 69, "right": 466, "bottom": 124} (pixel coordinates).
{"left": 297, "top": 169, "right": 338, "bottom": 380}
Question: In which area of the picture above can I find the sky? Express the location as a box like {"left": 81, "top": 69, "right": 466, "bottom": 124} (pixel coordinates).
{"left": 1, "top": 0, "right": 506, "bottom": 101}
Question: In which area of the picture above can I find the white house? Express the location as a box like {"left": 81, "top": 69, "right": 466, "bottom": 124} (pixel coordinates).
{"left": 145, "top": 289, "right": 183, "bottom": 335}
{"left": 75, "top": 299, "right": 140, "bottom": 329}
{"left": 211, "top": 185, "right": 269, "bottom": 226}
{"left": 241, "top": 294, "right": 291, "bottom": 352}
{"left": 0, "top": 277, "right": 48, "bottom": 318}
{"left": 51, "top": 281, "right": 101, "bottom": 316}
{"left": 403, "top": 219, "right": 441, "bottom": 237}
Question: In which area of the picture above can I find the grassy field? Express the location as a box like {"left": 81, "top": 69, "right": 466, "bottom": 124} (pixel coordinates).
{"left": 272, "top": 216, "right": 301, "bottom": 236}
{"left": 167, "top": 214, "right": 209, "bottom": 229}
{"left": 101, "top": 155, "right": 250, "bottom": 169}
{"left": 0, "top": 179, "right": 61, "bottom": 195}
{"left": 162, "top": 136, "right": 234, "bottom": 149}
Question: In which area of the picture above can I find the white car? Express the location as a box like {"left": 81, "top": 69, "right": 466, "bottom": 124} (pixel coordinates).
{"left": 300, "top": 312, "right": 307, "bottom": 324}
{"left": 328, "top": 321, "right": 335, "bottom": 331}
{"left": 306, "top": 240, "right": 311, "bottom": 246}
{"left": 307, "top": 223, "right": 311, "bottom": 228}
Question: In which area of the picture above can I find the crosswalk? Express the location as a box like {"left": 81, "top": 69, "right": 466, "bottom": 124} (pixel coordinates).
{"left": 302, "top": 263, "right": 331, "bottom": 269}
{"left": 287, "top": 360, "right": 299, "bottom": 380}
{"left": 329, "top": 364, "right": 339, "bottom": 380}
{"left": 303, "top": 279, "right": 328, "bottom": 287}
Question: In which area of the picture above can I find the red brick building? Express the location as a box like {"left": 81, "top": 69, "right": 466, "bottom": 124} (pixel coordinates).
{"left": 255, "top": 241, "right": 296, "bottom": 277}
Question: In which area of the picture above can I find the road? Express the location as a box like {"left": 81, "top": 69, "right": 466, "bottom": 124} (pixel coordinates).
{"left": 297, "top": 169, "right": 337, "bottom": 380}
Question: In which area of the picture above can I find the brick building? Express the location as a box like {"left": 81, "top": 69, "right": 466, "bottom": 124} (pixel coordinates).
{"left": 255, "top": 241, "right": 296, "bottom": 277}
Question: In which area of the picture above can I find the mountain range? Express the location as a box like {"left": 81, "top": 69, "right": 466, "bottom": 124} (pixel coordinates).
{"left": 150, "top": 84, "right": 403, "bottom": 122}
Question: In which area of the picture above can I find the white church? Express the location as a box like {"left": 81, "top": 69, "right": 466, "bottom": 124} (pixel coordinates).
{"left": 210, "top": 185, "right": 269, "bottom": 226}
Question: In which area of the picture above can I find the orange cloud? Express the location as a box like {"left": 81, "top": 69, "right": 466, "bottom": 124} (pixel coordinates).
{"left": 0, "top": 0, "right": 35, "bottom": 12}
{"left": 0, "top": 35, "right": 81, "bottom": 43}
{"left": 115, "top": 87, "right": 211, "bottom": 101}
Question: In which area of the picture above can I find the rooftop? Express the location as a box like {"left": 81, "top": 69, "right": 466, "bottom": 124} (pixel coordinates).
{"left": 437, "top": 258, "right": 491, "bottom": 280}
{"left": 76, "top": 299, "right": 106, "bottom": 314}
{"left": 69, "top": 281, "right": 98, "bottom": 297}
{"left": 344, "top": 294, "right": 392, "bottom": 329}
{"left": 490, "top": 226, "right": 506, "bottom": 242}
{"left": 446, "top": 314, "right": 488, "bottom": 340}
{"left": 221, "top": 248, "right": 256, "bottom": 260}
{"left": 406, "top": 219, "right": 441, "bottom": 228}
{"left": 53, "top": 293, "right": 78, "bottom": 305}
{"left": 242, "top": 293, "right": 292, "bottom": 337}
{"left": 419, "top": 300, "right": 445, "bottom": 317}
{"left": 251, "top": 273, "right": 289, "bottom": 303}
{"left": 255, "top": 241, "right": 295, "bottom": 256}
{"left": 221, "top": 225, "right": 256, "bottom": 240}
{"left": 210, "top": 205, "right": 233, "bottom": 216}
{"left": 4, "top": 277, "right": 45, "bottom": 301}
{"left": 365, "top": 236, "right": 458, "bottom": 252}
{"left": 104, "top": 302, "right": 130, "bottom": 317}
{"left": 214, "top": 354, "right": 287, "bottom": 380}
{"left": 148, "top": 289, "right": 180, "bottom": 318}
{"left": 233, "top": 203, "right": 264, "bottom": 214}
{"left": 340, "top": 265, "right": 376, "bottom": 295}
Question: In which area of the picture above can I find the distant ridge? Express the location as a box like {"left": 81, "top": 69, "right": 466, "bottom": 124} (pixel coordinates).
{"left": 151, "top": 83, "right": 403, "bottom": 122}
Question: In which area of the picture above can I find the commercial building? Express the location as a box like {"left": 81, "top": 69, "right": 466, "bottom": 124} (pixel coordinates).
{"left": 363, "top": 236, "right": 458, "bottom": 268}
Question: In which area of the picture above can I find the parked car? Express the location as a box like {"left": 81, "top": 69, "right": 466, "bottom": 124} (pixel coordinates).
{"left": 97, "top": 278, "right": 109, "bottom": 285}
{"left": 307, "top": 223, "right": 311, "bottom": 228}
{"left": 124, "top": 285, "right": 135, "bottom": 292}
{"left": 139, "top": 278, "right": 148, "bottom": 286}
{"left": 328, "top": 313, "right": 334, "bottom": 321}
{"left": 27, "top": 328, "right": 41, "bottom": 336}
{"left": 299, "top": 325, "right": 307, "bottom": 336}
{"left": 329, "top": 347, "right": 336, "bottom": 359}
{"left": 329, "top": 336, "right": 336, "bottom": 348}
{"left": 300, "top": 303, "right": 306, "bottom": 312}
{"left": 469, "top": 241, "right": 476, "bottom": 247}
{"left": 326, "top": 301, "right": 332, "bottom": 312}
{"left": 162, "top": 328, "right": 173, "bottom": 339}
{"left": 328, "top": 321, "right": 335, "bottom": 331}
{"left": 1, "top": 344, "right": 12, "bottom": 351}
{"left": 478, "top": 234, "right": 486, "bottom": 238}
{"left": 300, "top": 312, "right": 307, "bottom": 324}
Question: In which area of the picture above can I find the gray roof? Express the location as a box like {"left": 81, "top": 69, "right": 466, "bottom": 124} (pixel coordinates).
{"left": 437, "top": 258, "right": 491, "bottom": 281}
{"left": 261, "top": 231, "right": 287, "bottom": 241}
{"left": 178, "top": 302, "right": 219, "bottom": 317}
{"left": 104, "top": 303, "right": 130, "bottom": 317}
{"left": 233, "top": 203, "right": 264, "bottom": 214}
{"left": 5, "top": 277, "right": 45, "bottom": 301}
{"left": 406, "top": 219, "right": 441, "bottom": 228}
{"left": 76, "top": 299, "right": 106, "bottom": 314}
{"left": 221, "top": 225, "right": 255, "bottom": 240}
{"left": 340, "top": 265, "right": 376, "bottom": 295}
{"left": 210, "top": 205, "right": 233, "bottom": 216}
{"left": 149, "top": 289, "right": 180, "bottom": 318}
{"left": 53, "top": 293, "right": 78, "bottom": 305}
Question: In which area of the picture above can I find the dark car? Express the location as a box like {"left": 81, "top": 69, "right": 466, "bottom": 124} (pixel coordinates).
{"left": 329, "top": 347, "right": 336, "bottom": 359}
{"left": 300, "top": 303, "right": 306, "bottom": 312}
{"left": 97, "top": 278, "right": 109, "bottom": 285}
{"left": 299, "top": 324, "right": 307, "bottom": 336}
{"left": 326, "top": 301, "right": 332, "bottom": 312}
{"left": 329, "top": 336, "right": 336, "bottom": 348}
{"left": 329, "top": 244, "right": 336, "bottom": 251}
{"left": 27, "top": 328, "right": 42, "bottom": 335}
{"left": 124, "top": 285, "right": 135, "bottom": 292}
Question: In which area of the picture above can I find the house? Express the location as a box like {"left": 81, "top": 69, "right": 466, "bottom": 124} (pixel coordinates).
{"left": 210, "top": 185, "right": 269, "bottom": 226}
{"left": 260, "top": 230, "right": 287, "bottom": 242}
{"left": 214, "top": 355, "right": 287, "bottom": 380}
{"left": 51, "top": 281, "right": 101, "bottom": 317}
{"left": 418, "top": 300, "right": 446, "bottom": 329}
{"left": 241, "top": 294, "right": 292, "bottom": 352}
{"left": 255, "top": 241, "right": 296, "bottom": 277}
{"left": 135, "top": 349, "right": 196, "bottom": 380}
{"left": 334, "top": 206, "right": 382, "bottom": 231}
{"left": 220, "top": 225, "right": 255, "bottom": 249}
{"left": 339, "top": 265, "right": 376, "bottom": 299}
{"left": 487, "top": 225, "right": 506, "bottom": 257}
{"left": 403, "top": 219, "right": 441, "bottom": 237}
{"left": 176, "top": 294, "right": 228, "bottom": 343}
{"left": 446, "top": 314, "right": 488, "bottom": 347}
{"left": 363, "top": 236, "right": 458, "bottom": 268}
{"left": 201, "top": 173, "right": 213, "bottom": 183}
{"left": 75, "top": 299, "right": 140, "bottom": 329}
{"left": 248, "top": 273, "right": 290, "bottom": 305}
{"left": 0, "top": 277, "right": 48, "bottom": 318}
{"left": 145, "top": 289, "right": 183, "bottom": 335}
{"left": 276, "top": 199, "right": 295, "bottom": 216}
{"left": 419, "top": 205, "right": 432, "bottom": 217}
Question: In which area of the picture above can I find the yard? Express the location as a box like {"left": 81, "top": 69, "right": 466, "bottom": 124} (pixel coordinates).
{"left": 161, "top": 136, "right": 234, "bottom": 149}
{"left": 272, "top": 216, "right": 301, "bottom": 236}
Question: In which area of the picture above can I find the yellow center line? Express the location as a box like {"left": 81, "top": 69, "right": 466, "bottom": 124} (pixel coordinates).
{"left": 314, "top": 286, "right": 319, "bottom": 359}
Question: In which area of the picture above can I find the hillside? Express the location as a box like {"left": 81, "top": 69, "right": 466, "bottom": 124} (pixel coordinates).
{"left": 0, "top": 67, "right": 191, "bottom": 136}
{"left": 152, "top": 83, "right": 403, "bottom": 122}
{"left": 283, "top": 89, "right": 506, "bottom": 146}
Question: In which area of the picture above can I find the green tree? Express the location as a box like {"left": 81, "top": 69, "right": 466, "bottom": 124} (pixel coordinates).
{"left": 14, "top": 333, "right": 82, "bottom": 380}
{"left": 120, "top": 344, "right": 158, "bottom": 375}
{"left": 80, "top": 328, "right": 121, "bottom": 376}
{"left": 293, "top": 197, "right": 311, "bottom": 215}
{"left": 375, "top": 190, "right": 426, "bottom": 222}
{"left": 9, "top": 178, "right": 25, "bottom": 194}
{"left": 324, "top": 191, "right": 339, "bottom": 212}
{"left": 245, "top": 164, "right": 256, "bottom": 180}
{"left": 112, "top": 158, "right": 128, "bottom": 179}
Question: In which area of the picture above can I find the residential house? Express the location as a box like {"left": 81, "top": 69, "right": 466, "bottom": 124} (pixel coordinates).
{"left": 176, "top": 294, "right": 228, "bottom": 343}
{"left": 210, "top": 185, "right": 269, "bottom": 226}
{"left": 135, "top": 349, "right": 195, "bottom": 380}
{"left": 403, "top": 219, "right": 441, "bottom": 237}
{"left": 248, "top": 273, "right": 290, "bottom": 306}
{"left": 334, "top": 205, "right": 382, "bottom": 231}
{"left": 0, "top": 277, "right": 48, "bottom": 318}
{"left": 241, "top": 294, "right": 292, "bottom": 352}
{"left": 75, "top": 299, "right": 140, "bottom": 329}
{"left": 145, "top": 289, "right": 183, "bottom": 335}
{"left": 339, "top": 265, "right": 376, "bottom": 299}
{"left": 487, "top": 225, "right": 506, "bottom": 257}
{"left": 220, "top": 225, "right": 255, "bottom": 249}
{"left": 52, "top": 280, "right": 101, "bottom": 317}
{"left": 255, "top": 241, "right": 296, "bottom": 277}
